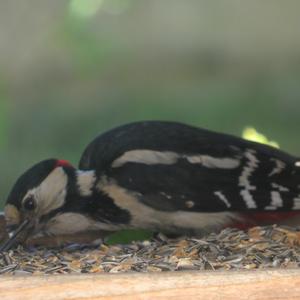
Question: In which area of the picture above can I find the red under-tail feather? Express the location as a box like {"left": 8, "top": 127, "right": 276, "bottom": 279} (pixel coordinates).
{"left": 230, "top": 212, "right": 300, "bottom": 230}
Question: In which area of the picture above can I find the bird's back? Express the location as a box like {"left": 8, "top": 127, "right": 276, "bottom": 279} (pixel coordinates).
{"left": 79, "top": 121, "right": 297, "bottom": 169}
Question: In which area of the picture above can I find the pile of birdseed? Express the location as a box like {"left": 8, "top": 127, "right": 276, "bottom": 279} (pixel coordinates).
{"left": 1, "top": 225, "right": 300, "bottom": 275}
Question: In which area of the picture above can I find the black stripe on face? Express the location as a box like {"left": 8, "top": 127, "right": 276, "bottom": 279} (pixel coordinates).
{"left": 39, "top": 190, "right": 131, "bottom": 227}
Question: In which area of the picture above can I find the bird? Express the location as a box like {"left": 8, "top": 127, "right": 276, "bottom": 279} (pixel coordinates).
{"left": 2, "top": 120, "right": 300, "bottom": 250}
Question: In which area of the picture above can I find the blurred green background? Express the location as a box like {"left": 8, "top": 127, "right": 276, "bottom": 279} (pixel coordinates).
{"left": 1, "top": 0, "right": 300, "bottom": 209}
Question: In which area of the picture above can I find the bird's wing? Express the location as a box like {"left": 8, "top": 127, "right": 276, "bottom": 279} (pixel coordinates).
{"left": 79, "top": 121, "right": 300, "bottom": 212}
{"left": 107, "top": 146, "right": 299, "bottom": 212}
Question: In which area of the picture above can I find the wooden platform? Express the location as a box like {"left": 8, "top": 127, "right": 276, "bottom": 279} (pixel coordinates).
{"left": 1, "top": 269, "right": 300, "bottom": 300}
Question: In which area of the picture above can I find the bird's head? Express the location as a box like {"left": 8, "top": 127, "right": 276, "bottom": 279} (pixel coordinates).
{"left": 2, "top": 159, "right": 74, "bottom": 250}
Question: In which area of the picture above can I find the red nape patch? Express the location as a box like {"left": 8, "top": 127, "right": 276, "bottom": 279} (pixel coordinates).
{"left": 55, "top": 159, "right": 72, "bottom": 168}
{"left": 229, "top": 211, "right": 300, "bottom": 230}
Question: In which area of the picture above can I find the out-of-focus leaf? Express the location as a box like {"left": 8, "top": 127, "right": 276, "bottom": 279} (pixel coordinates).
{"left": 101, "top": 0, "right": 133, "bottom": 15}
{"left": 106, "top": 229, "right": 153, "bottom": 245}
{"left": 69, "top": 0, "right": 104, "bottom": 18}
{"left": 242, "top": 127, "right": 279, "bottom": 148}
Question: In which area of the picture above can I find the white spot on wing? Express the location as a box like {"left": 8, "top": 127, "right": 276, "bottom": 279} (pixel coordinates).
{"left": 239, "top": 150, "right": 258, "bottom": 208}
{"left": 293, "top": 197, "right": 300, "bottom": 210}
{"left": 76, "top": 170, "right": 96, "bottom": 196}
{"left": 186, "top": 155, "right": 240, "bottom": 169}
{"left": 271, "top": 183, "right": 289, "bottom": 192}
{"left": 240, "top": 190, "right": 257, "bottom": 209}
{"left": 239, "top": 150, "right": 258, "bottom": 190}
{"left": 160, "top": 192, "right": 172, "bottom": 199}
{"left": 184, "top": 156, "right": 202, "bottom": 164}
{"left": 269, "top": 159, "right": 286, "bottom": 176}
{"left": 112, "top": 149, "right": 240, "bottom": 170}
{"left": 185, "top": 200, "right": 194, "bottom": 208}
{"left": 265, "top": 191, "right": 283, "bottom": 210}
{"left": 112, "top": 150, "right": 179, "bottom": 167}
{"left": 295, "top": 161, "right": 300, "bottom": 167}
{"left": 214, "top": 191, "right": 231, "bottom": 208}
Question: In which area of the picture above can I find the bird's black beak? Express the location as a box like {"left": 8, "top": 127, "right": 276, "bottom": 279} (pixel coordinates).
{"left": 0, "top": 219, "right": 31, "bottom": 251}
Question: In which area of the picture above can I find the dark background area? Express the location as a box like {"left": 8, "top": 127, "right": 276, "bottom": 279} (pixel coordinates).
{"left": 1, "top": 0, "right": 300, "bottom": 207}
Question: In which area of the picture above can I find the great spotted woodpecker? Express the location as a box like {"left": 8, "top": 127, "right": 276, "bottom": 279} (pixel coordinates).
{"left": 2, "top": 121, "right": 300, "bottom": 250}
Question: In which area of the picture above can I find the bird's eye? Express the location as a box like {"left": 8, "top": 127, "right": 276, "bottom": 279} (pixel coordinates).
{"left": 23, "top": 196, "right": 36, "bottom": 211}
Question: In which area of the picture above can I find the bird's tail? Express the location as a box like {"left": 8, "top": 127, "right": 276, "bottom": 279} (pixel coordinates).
{"left": 229, "top": 158, "right": 300, "bottom": 229}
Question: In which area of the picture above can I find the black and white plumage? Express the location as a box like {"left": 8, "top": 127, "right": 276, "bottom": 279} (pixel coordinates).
{"left": 2, "top": 121, "right": 300, "bottom": 249}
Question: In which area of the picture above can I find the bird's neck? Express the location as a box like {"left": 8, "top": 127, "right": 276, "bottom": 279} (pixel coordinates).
{"left": 75, "top": 169, "right": 97, "bottom": 197}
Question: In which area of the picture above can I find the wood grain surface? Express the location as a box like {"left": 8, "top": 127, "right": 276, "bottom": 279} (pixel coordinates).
{"left": 0, "top": 269, "right": 300, "bottom": 300}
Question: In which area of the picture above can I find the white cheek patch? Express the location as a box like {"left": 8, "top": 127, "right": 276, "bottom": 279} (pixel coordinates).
{"left": 27, "top": 167, "right": 68, "bottom": 217}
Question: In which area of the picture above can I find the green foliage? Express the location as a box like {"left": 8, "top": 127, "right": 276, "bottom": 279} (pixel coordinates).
{"left": 69, "top": 0, "right": 133, "bottom": 18}
{"left": 69, "top": 0, "right": 104, "bottom": 19}
{"left": 242, "top": 127, "right": 280, "bottom": 148}
{"left": 59, "top": 19, "right": 115, "bottom": 76}
{"left": 106, "top": 229, "right": 153, "bottom": 245}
